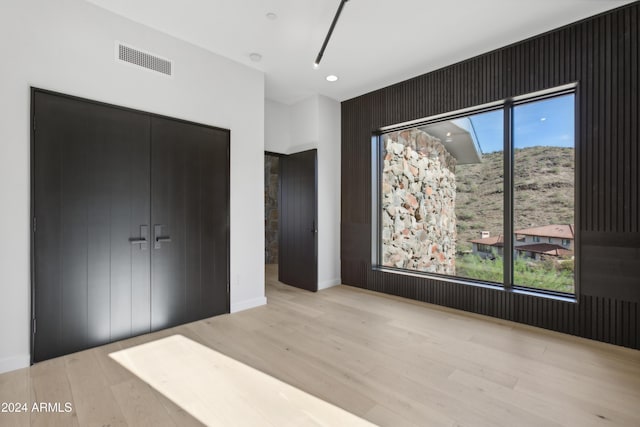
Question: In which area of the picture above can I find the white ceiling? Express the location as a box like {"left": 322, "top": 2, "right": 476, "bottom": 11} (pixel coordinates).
{"left": 86, "top": 0, "right": 634, "bottom": 104}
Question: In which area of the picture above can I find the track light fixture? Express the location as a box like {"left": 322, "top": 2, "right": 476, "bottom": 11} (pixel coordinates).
{"left": 313, "top": 0, "right": 350, "bottom": 69}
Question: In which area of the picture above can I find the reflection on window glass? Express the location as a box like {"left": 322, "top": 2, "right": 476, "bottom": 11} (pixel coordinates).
{"left": 380, "top": 109, "right": 504, "bottom": 283}
{"left": 513, "top": 94, "right": 575, "bottom": 293}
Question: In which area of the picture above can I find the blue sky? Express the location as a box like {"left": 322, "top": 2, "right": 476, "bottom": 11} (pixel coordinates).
{"left": 470, "top": 94, "right": 575, "bottom": 153}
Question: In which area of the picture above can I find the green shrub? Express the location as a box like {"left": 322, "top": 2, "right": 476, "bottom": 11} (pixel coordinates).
{"left": 456, "top": 254, "right": 574, "bottom": 293}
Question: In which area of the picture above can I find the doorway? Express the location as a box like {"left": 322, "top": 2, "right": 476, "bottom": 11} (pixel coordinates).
{"left": 266, "top": 150, "right": 318, "bottom": 292}
{"left": 264, "top": 153, "right": 280, "bottom": 266}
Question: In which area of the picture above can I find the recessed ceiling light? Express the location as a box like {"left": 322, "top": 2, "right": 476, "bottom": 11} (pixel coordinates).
{"left": 326, "top": 75, "right": 338, "bottom": 82}
{"left": 266, "top": 12, "right": 277, "bottom": 20}
{"left": 249, "top": 53, "right": 262, "bottom": 62}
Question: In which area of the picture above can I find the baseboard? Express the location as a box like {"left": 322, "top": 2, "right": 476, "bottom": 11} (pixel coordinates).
{"left": 0, "top": 354, "right": 30, "bottom": 374}
{"left": 318, "top": 278, "right": 341, "bottom": 290}
{"left": 230, "top": 296, "right": 267, "bottom": 313}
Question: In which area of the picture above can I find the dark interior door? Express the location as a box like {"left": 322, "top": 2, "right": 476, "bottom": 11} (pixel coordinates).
{"left": 279, "top": 149, "right": 318, "bottom": 291}
{"left": 33, "top": 90, "right": 230, "bottom": 363}
{"left": 33, "top": 91, "right": 151, "bottom": 362}
{"left": 150, "top": 117, "right": 229, "bottom": 330}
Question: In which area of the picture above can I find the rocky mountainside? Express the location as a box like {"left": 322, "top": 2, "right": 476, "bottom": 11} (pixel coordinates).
{"left": 455, "top": 146, "right": 575, "bottom": 252}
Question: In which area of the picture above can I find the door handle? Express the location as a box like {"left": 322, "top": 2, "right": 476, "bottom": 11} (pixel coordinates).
{"left": 154, "top": 224, "right": 171, "bottom": 249}
{"left": 129, "top": 225, "right": 148, "bottom": 250}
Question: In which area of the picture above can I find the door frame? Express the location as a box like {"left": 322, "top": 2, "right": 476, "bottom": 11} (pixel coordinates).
{"left": 30, "top": 87, "right": 231, "bottom": 363}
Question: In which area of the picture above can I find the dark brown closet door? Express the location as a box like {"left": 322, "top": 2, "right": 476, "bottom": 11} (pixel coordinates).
{"left": 150, "top": 117, "right": 229, "bottom": 330}
{"left": 279, "top": 149, "right": 318, "bottom": 291}
{"left": 33, "top": 91, "right": 151, "bottom": 362}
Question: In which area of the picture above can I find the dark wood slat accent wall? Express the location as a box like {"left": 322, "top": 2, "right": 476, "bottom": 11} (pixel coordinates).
{"left": 341, "top": 4, "right": 640, "bottom": 349}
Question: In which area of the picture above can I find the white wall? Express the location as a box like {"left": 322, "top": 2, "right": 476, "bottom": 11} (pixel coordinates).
{"left": 317, "top": 96, "right": 342, "bottom": 290}
{"left": 264, "top": 96, "right": 341, "bottom": 290}
{"left": 264, "top": 99, "right": 291, "bottom": 154}
{"left": 289, "top": 97, "right": 321, "bottom": 154}
{"left": 0, "top": 0, "right": 266, "bottom": 373}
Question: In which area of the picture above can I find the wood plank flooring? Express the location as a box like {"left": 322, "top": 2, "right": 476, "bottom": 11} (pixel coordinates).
{"left": 1, "top": 264, "right": 639, "bottom": 426}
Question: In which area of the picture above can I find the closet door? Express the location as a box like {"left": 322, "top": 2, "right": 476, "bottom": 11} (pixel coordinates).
{"left": 150, "top": 117, "right": 229, "bottom": 331}
{"left": 33, "top": 91, "right": 151, "bottom": 362}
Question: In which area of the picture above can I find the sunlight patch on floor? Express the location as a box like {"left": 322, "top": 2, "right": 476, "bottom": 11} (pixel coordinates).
{"left": 110, "top": 334, "right": 376, "bottom": 426}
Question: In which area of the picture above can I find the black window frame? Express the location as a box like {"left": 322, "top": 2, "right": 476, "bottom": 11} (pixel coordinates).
{"left": 372, "top": 84, "right": 579, "bottom": 300}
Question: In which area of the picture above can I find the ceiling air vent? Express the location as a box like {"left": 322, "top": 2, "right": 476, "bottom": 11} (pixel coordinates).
{"left": 116, "top": 42, "right": 172, "bottom": 76}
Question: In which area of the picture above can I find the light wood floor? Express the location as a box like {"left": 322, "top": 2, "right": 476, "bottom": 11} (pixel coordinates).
{"left": 1, "top": 264, "right": 639, "bottom": 426}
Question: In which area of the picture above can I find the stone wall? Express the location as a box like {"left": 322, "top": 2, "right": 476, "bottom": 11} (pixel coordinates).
{"left": 381, "top": 129, "right": 457, "bottom": 274}
{"left": 265, "top": 154, "right": 279, "bottom": 264}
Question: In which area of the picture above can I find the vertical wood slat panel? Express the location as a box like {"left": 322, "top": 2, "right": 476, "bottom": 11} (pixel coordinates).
{"left": 340, "top": 3, "right": 640, "bottom": 349}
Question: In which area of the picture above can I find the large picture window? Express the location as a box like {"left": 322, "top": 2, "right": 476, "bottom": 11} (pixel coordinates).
{"left": 375, "top": 87, "right": 576, "bottom": 295}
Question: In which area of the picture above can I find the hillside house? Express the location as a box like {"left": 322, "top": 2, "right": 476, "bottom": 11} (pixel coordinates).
{"left": 470, "top": 234, "right": 504, "bottom": 259}
{"left": 471, "top": 224, "right": 574, "bottom": 260}
{"left": 514, "top": 224, "right": 575, "bottom": 260}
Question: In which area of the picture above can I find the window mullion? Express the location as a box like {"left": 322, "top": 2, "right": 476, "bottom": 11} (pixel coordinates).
{"left": 503, "top": 102, "right": 514, "bottom": 290}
